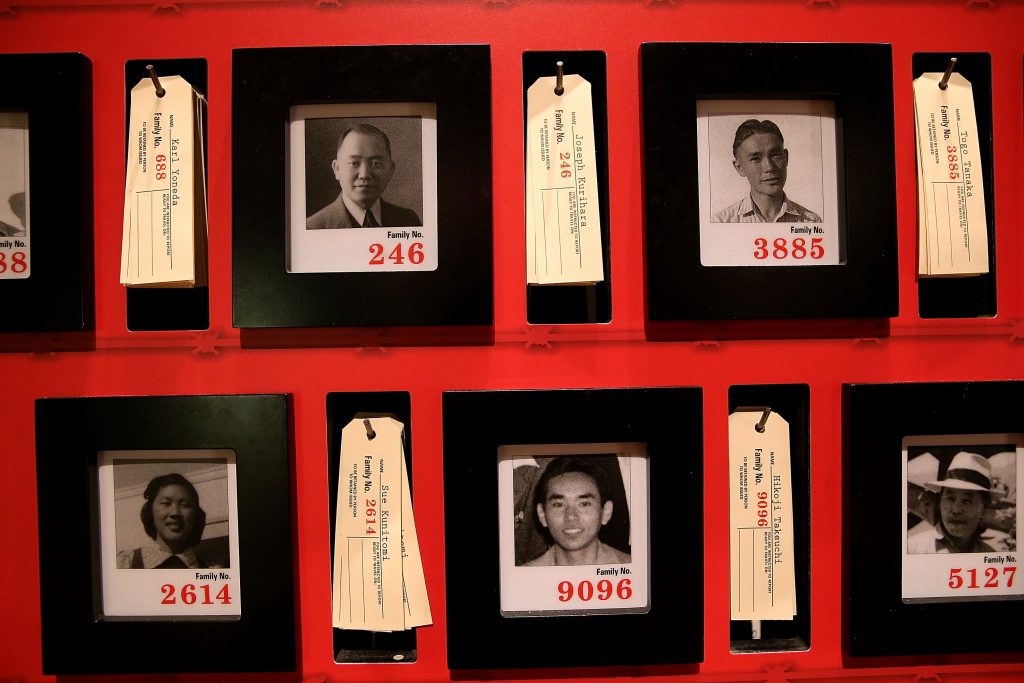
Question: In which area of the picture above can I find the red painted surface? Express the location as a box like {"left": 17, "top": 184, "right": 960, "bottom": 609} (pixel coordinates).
{"left": 1, "top": 0, "right": 1023, "bottom": 681}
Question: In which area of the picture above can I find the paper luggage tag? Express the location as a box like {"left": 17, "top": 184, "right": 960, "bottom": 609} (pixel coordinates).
{"left": 526, "top": 68, "right": 604, "bottom": 286}
{"left": 120, "top": 73, "right": 208, "bottom": 287}
{"left": 399, "top": 451, "right": 431, "bottom": 628}
{"left": 913, "top": 70, "right": 988, "bottom": 277}
{"left": 333, "top": 416, "right": 431, "bottom": 632}
{"left": 729, "top": 408, "right": 797, "bottom": 622}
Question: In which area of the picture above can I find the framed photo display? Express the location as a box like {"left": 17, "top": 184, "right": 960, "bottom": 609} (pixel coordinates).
{"left": 0, "top": 52, "right": 93, "bottom": 335}
{"left": 844, "top": 382, "right": 1024, "bottom": 659}
{"left": 232, "top": 44, "right": 492, "bottom": 330}
{"left": 442, "top": 387, "right": 703, "bottom": 670}
{"left": 497, "top": 442, "right": 650, "bottom": 617}
{"left": 641, "top": 43, "right": 898, "bottom": 324}
{"left": 34, "top": 394, "right": 295, "bottom": 675}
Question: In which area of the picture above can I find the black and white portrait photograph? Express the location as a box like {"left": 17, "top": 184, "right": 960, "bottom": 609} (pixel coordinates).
{"left": 498, "top": 443, "right": 649, "bottom": 617}
{"left": 0, "top": 111, "right": 30, "bottom": 279}
{"left": 97, "top": 450, "right": 242, "bottom": 619}
{"left": 287, "top": 103, "right": 437, "bottom": 274}
{"left": 696, "top": 100, "right": 840, "bottom": 267}
{"left": 902, "top": 434, "right": 1022, "bottom": 604}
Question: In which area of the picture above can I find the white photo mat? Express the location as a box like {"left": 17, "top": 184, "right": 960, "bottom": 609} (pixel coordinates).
{"left": 497, "top": 443, "right": 650, "bottom": 617}
{"left": 696, "top": 99, "right": 840, "bottom": 267}
{"left": 287, "top": 102, "right": 438, "bottom": 274}
{"left": 96, "top": 449, "right": 241, "bottom": 619}
{"left": 0, "top": 111, "right": 30, "bottom": 279}
{"left": 902, "top": 434, "right": 1022, "bottom": 604}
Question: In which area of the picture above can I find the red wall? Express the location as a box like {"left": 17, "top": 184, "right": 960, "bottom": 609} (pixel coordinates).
{"left": 2, "top": 0, "right": 1023, "bottom": 681}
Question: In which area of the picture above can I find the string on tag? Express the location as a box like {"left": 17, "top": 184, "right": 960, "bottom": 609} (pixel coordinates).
{"left": 754, "top": 407, "right": 772, "bottom": 433}
{"left": 145, "top": 64, "right": 166, "bottom": 98}
{"left": 554, "top": 61, "right": 564, "bottom": 96}
{"left": 363, "top": 418, "right": 376, "bottom": 440}
{"left": 938, "top": 57, "right": 957, "bottom": 91}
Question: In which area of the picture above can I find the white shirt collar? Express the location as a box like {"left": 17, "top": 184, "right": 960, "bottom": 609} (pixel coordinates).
{"left": 342, "top": 194, "right": 382, "bottom": 227}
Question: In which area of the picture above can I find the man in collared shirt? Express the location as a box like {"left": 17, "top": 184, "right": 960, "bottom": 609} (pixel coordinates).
{"left": 306, "top": 124, "right": 421, "bottom": 230}
{"left": 907, "top": 451, "right": 1012, "bottom": 554}
{"left": 713, "top": 119, "right": 822, "bottom": 224}
{"left": 524, "top": 457, "right": 631, "bottom": 567}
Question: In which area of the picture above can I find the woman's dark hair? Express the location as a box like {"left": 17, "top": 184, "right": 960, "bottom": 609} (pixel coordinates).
{"left": 140, "top": 473, "right": 206, "bottom": 548}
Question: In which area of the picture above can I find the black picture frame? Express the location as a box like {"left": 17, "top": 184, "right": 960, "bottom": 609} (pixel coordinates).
{"left": 442, "top": 387, "right": 703, "bottom": 670}
{"left": 523, "top": 50, "right": 612, "bottom": 325}
{"left": 843, "top": 381, "right": 1023, "bottom": 661}
{"left": 641, "top": 43, "right": 898, "bottom": 329}
{"left": 35, "top": 394, "right": 296, "bottom": 676}
{"left": 232, "top": 44, "right": 492, "bottom": 332}
{"left": 0, "top": 52, "right": 93, "bottom": 337}
{"left": 913, "top": 53, "right": 997, "bottom": 319}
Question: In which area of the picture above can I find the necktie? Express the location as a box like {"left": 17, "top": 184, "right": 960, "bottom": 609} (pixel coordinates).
{"left": 362, "top": 211, "right": 379, "bottom": 227}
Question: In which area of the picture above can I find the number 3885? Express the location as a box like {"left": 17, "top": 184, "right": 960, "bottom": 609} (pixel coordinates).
{"left": 753, "top": 237, "right": 824, "bottom": 261}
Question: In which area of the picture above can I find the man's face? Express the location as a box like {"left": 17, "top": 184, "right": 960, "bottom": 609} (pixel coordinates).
{"left": 732, "top": 132, "right": 788, "bottom": 198}
{"left": 537, "top": 471, "right": 613, "bottom": 553}
{"left": 332, "top": 131, "right": 395, "bottom": 209}
{"left": 939, "top": 487, "right": 986, "bottom": 543}
{"left": 152, "top": 484, "right": 197, "bottom": 551}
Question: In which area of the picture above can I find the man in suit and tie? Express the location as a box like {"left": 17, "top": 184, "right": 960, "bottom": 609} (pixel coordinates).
{"left": 306, "top": 123, "right": 422, "bottom": 230}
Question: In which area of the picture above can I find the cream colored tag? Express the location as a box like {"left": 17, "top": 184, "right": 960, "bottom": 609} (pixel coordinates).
{"left": 333, "top": 417, "right": 405, "bottom": 631}
{"left": 526, "top": 73, "right": 604, "bottom": 285}
{"left": 729, "top": 410, "right": 797, "bottom": 621}
{"left": 332, "top": 417, "right": 431, "bottom": 632}
{"left": 120, "top": 75, "right": 208, "bottom": 287}
{"left": 913, "top": 73, "right": 988, "bottom": 277}
{"left": 398, "top": 452, "right": 432, "bottom": 627}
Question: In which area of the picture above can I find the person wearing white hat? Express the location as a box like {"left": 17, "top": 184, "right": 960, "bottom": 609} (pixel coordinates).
{"left": 908, "top": 451, "right": 1009, "bottom": 554}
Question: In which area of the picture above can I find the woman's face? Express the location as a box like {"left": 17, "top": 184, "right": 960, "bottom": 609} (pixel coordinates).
{"left": 152, "top": 484, "right": 197, "bottom": 551}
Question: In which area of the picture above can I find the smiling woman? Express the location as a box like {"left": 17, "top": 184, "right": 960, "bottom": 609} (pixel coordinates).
{"left": 117, "top": 473, "right": 214, "bottom": 569}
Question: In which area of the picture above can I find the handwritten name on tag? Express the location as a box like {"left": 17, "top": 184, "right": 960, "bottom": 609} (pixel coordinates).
{"left": 913, "top": 72, "right": 988, "bottom": 277}
{"left": 333, "top": 417, "right": 431, "bottom": 632}
{"left": 729, "top": 409, "right": 797, "bottom": 621}
{"left": 120, "top": 74, "right": 208, "bottom": 287}
{"left": 526, "top": 72, "right": 604, "bottom": 285}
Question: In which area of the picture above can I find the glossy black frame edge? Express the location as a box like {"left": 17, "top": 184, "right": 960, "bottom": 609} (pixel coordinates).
{"left": 325, "top": 391, "right": 416, "bottom": 662}
{"left": 641, "top": 42, "right": 898, "bottom": 322}
{"left": 35, "top": 394, "right": 296, "bottom": 675}
{"left": 442, "top": 387, "right": 704, "bottom": 670}
{"left": 232, "top": 44, "right": 493, "bottom": 329}
{"left": 913, "top": 53, "right": 997, "bottom": 319}
{"left": 523, "top": 51, "right": 612, "bottom": 325}
{"left": 842, "top": 381, "right": 1024, "bottom": 661}
{"left": 124, "top": 58, "right": 211, "bottom": 332}
{"left": 0, "top": 52, "right": 93, "bottom": 334}
{"left": 728, "top": 384, "right": 810, "bottom": 652}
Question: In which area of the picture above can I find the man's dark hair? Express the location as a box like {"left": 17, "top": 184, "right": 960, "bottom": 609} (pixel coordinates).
{"left": 337, "top": 123, "right": 393, "bottom": 158}
{"left": 534, "top": 456, "right": 613, "bottom": 508}
{"left": 732, "top": 119, "right": 784, "bottom": 156}
{"left": 140, "top": 473, "right": 207, "bottom": 548}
